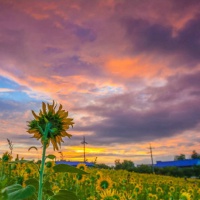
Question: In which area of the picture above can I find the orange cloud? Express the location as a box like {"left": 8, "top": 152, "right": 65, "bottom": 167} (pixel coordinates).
{"left": 106, "top": 56, "right": 166, "bottom": 79}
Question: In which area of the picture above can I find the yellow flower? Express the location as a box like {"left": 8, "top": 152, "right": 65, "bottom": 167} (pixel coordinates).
{"left": 197, "top": 188, "right": 200, "bottom": 194}
{"left": 156, "top": 186, "right": 163, "bottom": 193}
{"left": 27, "top": 101, "right": 74, "bottom": 150}
{"left": 2, "top": 152, "right": 12, "bottom": 162}
{"left": 148, "top": 193, "right": 153, "bottom": 199}
{"left": 180, "top": 192, "right": 191, "bottom": 200}
{"left": 148, "top": 193, "right": 158, "bottom": 200}
{"left": 99, "top": 189, "right": 114, "bottom": 198}
{"left": 96, "top": 171, "right": 103, "bottom": 179}
{"left": 97, "top": 176, "right": 113, "bottom": 190}
{"left": 152, "top": 194, "right": 158, "bottom": 200}
{"left": 76, "top": 173, "right": 86, "bottom": 183}
{"left": 99, "top": 189, "right": 122, "bottom": 199}
{"left": 122, "top": 191, "right": 132, "bottom": 199}
{"left": 187, "top": 188, "right": 193, "bottom": 194}
{"left": 77, "top": 163, "right": 87, "bottom": 171}
{"left": 180, "top": 189, "right": 186, "bottom": 193}
{"left": 52, "top": 185, "right": 59, "bottom": 193}
{"left": 134, "top": 184, "right": 142, "bottom": 194}
{"left": 169, "top": 186, "right": 175, "bottom": 192}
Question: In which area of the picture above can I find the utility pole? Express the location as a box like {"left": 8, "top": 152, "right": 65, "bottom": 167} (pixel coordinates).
{"left": 81, "top": 136, "right": 88, "bottom": 162}
{"left": 149, "top": 144, "right": 154, "bottom": 174}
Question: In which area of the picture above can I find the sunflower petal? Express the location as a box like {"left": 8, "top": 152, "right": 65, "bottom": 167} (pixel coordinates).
{"left": 32, "top": 110, "right": 39, "bottom": 120}
{"left": 55, "top": 136, "right": 61, "bottom": 147}
{"left": 47, "top": 103, "right": 53, "bottom": 112}
{"left": 42, "top": 102, "right": 47, "bottom": 114}
{"left": 51, "top": 138, "right": 59, "bottom": 151}
{"left": 39, "top": 109, "right": 43, "bottom": 116}
{"left": 61, "top": 131, "right": 72, "bottom": 138}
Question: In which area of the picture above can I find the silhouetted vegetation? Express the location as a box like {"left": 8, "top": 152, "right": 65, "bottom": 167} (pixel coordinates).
{"left": 174, "top": 153, "right": 186, "bottom": 160}
{"left": 94, "top": 163, "right": 112, "bottom": 169}
{"left": 115, "top": 159, "right": 135, "bottom": 171}
{"left": 191, "top": 150, "right": 200, "bottom": 159}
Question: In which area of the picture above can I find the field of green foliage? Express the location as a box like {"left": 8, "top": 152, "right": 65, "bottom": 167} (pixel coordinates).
{"left": 0, "top": 155, "right": 199, "bottom": 200}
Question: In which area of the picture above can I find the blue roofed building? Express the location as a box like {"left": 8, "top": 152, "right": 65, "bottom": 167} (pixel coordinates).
{"left": 154, "top": 159, "right": 200, "bottom": 168}
{"left": 55, "top": 160, "right": 95, "bottom": 167}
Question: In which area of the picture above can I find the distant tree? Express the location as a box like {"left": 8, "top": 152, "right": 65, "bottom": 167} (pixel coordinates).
{"left": 174, "top": 154, "right": 186, "bottom": 160}
{"left": 115, "top": 159, "right": 121, "bottom": 170}
{"left": 135, "top": 164, "right": 152, "bottom": 174}
{"left": 95, "top": 163, "right": 111, "bottom": 169}
{"left": 191, "top": 150, "right": 200, "bottom": 159}
{"left": 121, "top": 160, "right": 135, "bottom": 171}
{"left": 115, "top": 159, "right": 135, "bottom": 171}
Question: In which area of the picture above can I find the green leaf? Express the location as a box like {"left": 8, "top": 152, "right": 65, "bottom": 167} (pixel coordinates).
{"left": 44, "top": 189, "right": 54, "bottom": 196}
{"left": 2, "top": 184, "right": 22, "bottom": 194}
{"left": 1, "top": 184, "right": 36, "bottom": 200}
{"left": 53, "top": 164, "right": 88, "bottom": 174}
{"left": 25, "top": 178, "right": 39, "bottom": 190}
{"left": 46, "top": 154, "right": 56, "bottom": 160}
{"left": 43, "top": 181, "right": 51, "bottom": 190}
{"left": 50, "top": 190, "right": 78, "bottom": 200}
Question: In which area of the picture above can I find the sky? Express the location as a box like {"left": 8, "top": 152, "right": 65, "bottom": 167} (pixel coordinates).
{"left": 1, "top": 0, "right": 200, "bottom": 166}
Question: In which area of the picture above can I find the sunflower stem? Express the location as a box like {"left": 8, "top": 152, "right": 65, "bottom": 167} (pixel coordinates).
{"left": 38, "top": 123, "right": 50, "bottom": 200}
{"left": 38, "top": 143, "right": 46, "bottom": 200}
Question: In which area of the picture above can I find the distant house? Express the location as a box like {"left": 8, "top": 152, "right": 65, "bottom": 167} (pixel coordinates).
{"left": 55, "top": 160, "right": 94, "bottom": 167}
{"left": 154, "top": 159, "right": 200, "bottom": 168}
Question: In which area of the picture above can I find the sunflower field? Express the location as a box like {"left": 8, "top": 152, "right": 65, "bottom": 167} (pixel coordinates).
{"left": 1, "top": 155, "right": 200, "bottom": 200}
{"left": 1, "top": 101, "right": 200, "bottom": 200}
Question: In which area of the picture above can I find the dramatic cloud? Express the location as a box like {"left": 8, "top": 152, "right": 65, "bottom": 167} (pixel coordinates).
{"left": 122, "top": 14, "right": 200, "bottom": 66}
{"left": 0, "top": 0, "right": 200, "bottom": 165}
{"left": 73, "top": 72, "right": 200, "bottom": 145}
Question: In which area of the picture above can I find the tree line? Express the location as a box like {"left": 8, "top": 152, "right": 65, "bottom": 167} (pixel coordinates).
{"left": 174, "top": 150, "right": 200, "bottom": 160}
{"left": 94, "top": 150, "right": 200, "bottom": 178}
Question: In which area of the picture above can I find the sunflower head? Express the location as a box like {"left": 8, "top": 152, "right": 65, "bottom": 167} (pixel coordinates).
{"left": 99, "top": 189, "right": 121, "bottom": 199}
{"left": 96, "top": 171, "right": 103, "bottom": 179}
{"left": 97, "top": 176, "right": 113, "bottom": 191}
{"left": 156, "top": 186, "right": 163, "bottom": 193}
{"left": 2, "top": 151, "right": 12, "bottom": 162}
{"left": 27, "top": 101, "right": 74, "bottom": 150}
{"left": 76, "top": 163, "right": 87, "bottom": 171}
{"left": 180, "top": 192, "right": 191, "bottom": 200}
{"left": 76, "top": 173, "right": 86, "bottom": 182}
{"left": 134, "top": 184, "right": 142, "bottom": 194}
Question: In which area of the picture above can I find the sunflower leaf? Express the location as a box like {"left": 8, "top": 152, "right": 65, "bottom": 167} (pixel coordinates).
{"left": 46, "top": 154, "right": 56, "bottom": 160}
{"left": 25, "top": 179, "right": 39, "bottom": 190}
{"left": 1, "top": 184, "right": 35, "bottom": 200}
{"left": 50, "top": 190, "right": 78, "bottom": 200}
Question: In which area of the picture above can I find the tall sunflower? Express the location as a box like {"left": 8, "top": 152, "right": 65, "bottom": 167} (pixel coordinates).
{"left": 27, "top": 101, "right": 74, "bottom": 150}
